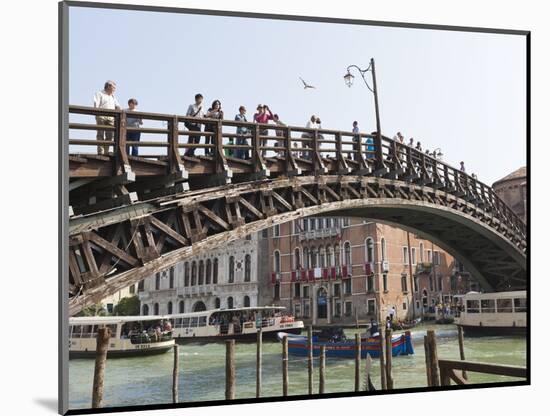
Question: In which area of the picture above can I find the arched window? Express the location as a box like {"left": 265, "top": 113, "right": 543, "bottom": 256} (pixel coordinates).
{"left": 244, "top": 254, "right": 251, "bottom": 282}
{"left": 178, "top": 300, "right": 184, "bottom": 313}
{"left": 319, "top": 246, "right": 326, "bottom": 268}
{"left": 334, "top": 244, "right": 340, "bottom": 266}
{"left": 153, "top": 303, "right": 159, "bottom": 315}
{"left": 365, "top": 238, "right": 375, "bottom": 263}
{"left": 310, "top": 247, "right": 316, "bottom": 268}
{"left": 344, "top": 241, "right": 352, "bottom": 266}
{"left": 198, "top": 260, "right": 204, "bottom": 285}
{"left": 419, "top": 243, "right": 424, "bottom": 263}
{"left": 213, "top": 258, "right": 218, "bottom": 284}
{"left": 169, "top": 267, "right": 174, "bottom": 289}
{"left": 167, "top": 301, "right": 173, "bottom": 314}
{"left": 273, "top": 250, "right": 281, "bottom": 273}
{"left": 184, "top": 262, "right": 190, "bottom": 287}
{"left": 244, "top": 295, "right": 250, "bottom": 307}
{"left": 294, "top": 247, "right": 301, "bottom": 270}
{"left": 229, "top": 256, "right": 235, "bottom": 283}
{"left": 381, "top": 238, "right": 387, "bottom": 261}
{"left": 227, "top": 296, "right": 234, "bottom": 309}
{"left": 206, "top": 259, "right": 212, "bottom": 284}
{"left": 215, "top": 297, "right": 221, "bottom": 308}
{"left": 303, "top": 247, "right": 310, "bottom": 269}
{"left": 327, "top": 245, "right": 334, "bottom": 267}
{"left": 155, "top": 273, "right": 161, "bottom": 290}
{"left": 142, "top": 304, "right": 149, "bottom": 316}
{"left": 191, "top": 261, "right": 197, "bottom": 286}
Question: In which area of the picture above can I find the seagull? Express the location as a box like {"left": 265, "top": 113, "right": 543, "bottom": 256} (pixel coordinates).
{"left": 299, "top": 77, "right": 316, "bottom": 89}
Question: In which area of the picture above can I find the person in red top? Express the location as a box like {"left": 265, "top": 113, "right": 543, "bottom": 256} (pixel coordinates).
{"left": 254, "top": 104, "right": 274, "bottom": 156}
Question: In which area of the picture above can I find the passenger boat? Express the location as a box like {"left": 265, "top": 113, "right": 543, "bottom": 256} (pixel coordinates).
{"left": 69, "top": 315, "right": 175, "bottom": 359}
{"left": 169, "top": 306, "right": 304, "bottom": 342}
{"left": 456, "top": 290, "right": 526, "bottom": 336}
{"left": 277, "top": 327, "right": 414, "bottom": 359}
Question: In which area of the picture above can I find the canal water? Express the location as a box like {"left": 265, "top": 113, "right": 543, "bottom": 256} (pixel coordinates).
{"left": 68, "top": 324, "right": 526, "bottom": 410}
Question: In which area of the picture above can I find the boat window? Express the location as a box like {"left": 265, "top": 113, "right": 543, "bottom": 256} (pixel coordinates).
{"left": 175, "top": 318, "right": 183, "bottom": 328}
{"left": 190, "top": 317, "right": 199, "bottom": 327}
{"left": 514, "top": 298, "right": 527, "bottom": 313}
{"left": 480, "top": 299, "right": 495, "bottom": 313}
{"left": 199, "top": 316, "right": 207, "bottom": 327}
{"left": 466, "top": 300, "right": 480, "bottom": 313}
{"left": 182, "top": 318, "right": 190, "bottom": 327}
{"left": 106, "top": 324, "right": 117, "bottom": 337}
{"left": 497, "top": 298, "right": 513, "bottom": 313}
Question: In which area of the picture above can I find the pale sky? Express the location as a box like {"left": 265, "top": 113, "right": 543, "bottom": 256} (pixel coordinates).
{"left": 69, "top": 6, "right": 526, "bottom": 185}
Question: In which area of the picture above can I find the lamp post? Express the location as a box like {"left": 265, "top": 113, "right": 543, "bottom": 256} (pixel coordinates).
{"left": 344, "top": 58, "right": 386, "bottom": 173}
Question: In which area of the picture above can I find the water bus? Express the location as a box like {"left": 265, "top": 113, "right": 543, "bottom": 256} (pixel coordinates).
{"left": 277, "top": 327, "right": 414, "bottom": 359}
{"left": 456, "top": 290, "right": 527, "bottom": 336}
{"left": 69, "top": 315, "right": 175, "bottom": 359}
{"left": 168, "top": 306, "right": 304, "bottom": 342}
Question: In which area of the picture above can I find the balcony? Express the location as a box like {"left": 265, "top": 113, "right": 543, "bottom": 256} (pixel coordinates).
{"left": 416, "top": 262, "right": 433, "bottom": 274}
{"left": 299, "top": 227, "right": 341, "bottom": 241}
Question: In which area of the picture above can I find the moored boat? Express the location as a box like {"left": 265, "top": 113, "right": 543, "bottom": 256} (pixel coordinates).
{"left": 69, "top": 315, "right": 175, "bottom": 359}
{"left": 277, "top": 329, "right": 414, "bottom": 359}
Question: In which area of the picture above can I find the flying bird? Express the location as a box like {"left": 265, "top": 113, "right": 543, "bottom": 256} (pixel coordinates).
{"left": 299, "top": 77, "right": 316, "bottom": 89}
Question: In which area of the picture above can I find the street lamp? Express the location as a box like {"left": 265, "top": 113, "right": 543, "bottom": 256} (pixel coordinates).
{"left": 343, "top": 58, "right": 385, "bottom": 173}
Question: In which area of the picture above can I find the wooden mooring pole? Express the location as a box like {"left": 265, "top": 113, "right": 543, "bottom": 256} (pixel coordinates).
{"left": 172, "top": 344, "right": 179, "bottom": 403}
{"left": 307, "top": 326, "right": 313, "bottom": 394}
{"left": 225, "top": 340, "right": 236, "bottom": 400}
{"left": 256, "top": 328, "right": 263, "bottom": 398}
{"left": 424, "top": 335, "right": 432, "bottom": 387}
{"left": 319, "top": 345, "right": 326, "bottom": 394}
{"left": 282, "top": 335, "right": 289, "bottom": 396}
{"left": 385, "top": 328, "right": 393, "bottom": 389}
{"left": 426, "top": 330, "right": 440, "bottom": 386}
{"left": 91, "top": 327, "right": 110, "bottom": 409}
{"left": 378, "top": 328, "right": 387, "bottom": 389}
{"left": 457, "top": 326, "right": 468, "bottom": 380}
{"left": 354, "top": 333, "right": 361, "bottom": 391}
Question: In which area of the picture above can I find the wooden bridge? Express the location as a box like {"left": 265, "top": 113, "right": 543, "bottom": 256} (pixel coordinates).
{"left": 66, "top": 106, "right": 527, "bottom": 315}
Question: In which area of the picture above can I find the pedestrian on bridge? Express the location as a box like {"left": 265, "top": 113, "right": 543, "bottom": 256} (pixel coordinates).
{"left": 205, "top": 100, "right": 224, "bottom": 156}
{"left": 254, "top": 104, "right": 274, "bottom": 157}
{"left": 93, "top": 80, "right": 121, "bottom": 155}
{"left": 460, "top": 161, "right": 466, "bottom": 172}
{"left": 234, "top": 105, "right": 249, "bottom": 160}
{"left": 126, "top": 98, "right": 143, "bottom": 157}
{"left": 184, "top": 93, "right": 205, "bottom": 157}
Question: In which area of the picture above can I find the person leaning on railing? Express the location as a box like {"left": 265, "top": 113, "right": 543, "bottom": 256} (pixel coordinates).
{"left": 234, "top": 105, "right": 250, "bottom": 160}
{"left": 93, "top": 80, "right": 121, "bottom": 155}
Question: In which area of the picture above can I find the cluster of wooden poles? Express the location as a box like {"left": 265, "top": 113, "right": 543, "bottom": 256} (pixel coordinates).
{"left": 90, "top": 326, "right": 469, "bottom": 408}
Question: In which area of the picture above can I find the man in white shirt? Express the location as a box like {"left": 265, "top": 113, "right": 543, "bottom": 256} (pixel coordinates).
{"left": 184, "top": 93, "right": 205, "bottom": 157}
{"left": 93, "top": 80, "right": 121, "bottom": 155}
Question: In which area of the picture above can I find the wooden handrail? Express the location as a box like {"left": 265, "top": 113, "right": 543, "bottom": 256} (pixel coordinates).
{"left": 439, "top": 359, "right": 527, "bottom": 386}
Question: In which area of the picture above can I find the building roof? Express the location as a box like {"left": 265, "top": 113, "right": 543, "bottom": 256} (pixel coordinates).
{"left": 492, "top": 166, "right": 526, "bottom": 187}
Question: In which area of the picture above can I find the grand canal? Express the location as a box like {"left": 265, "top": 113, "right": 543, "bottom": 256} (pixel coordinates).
{"left": 68, "top": 324, "right": 527, "bottom": 410}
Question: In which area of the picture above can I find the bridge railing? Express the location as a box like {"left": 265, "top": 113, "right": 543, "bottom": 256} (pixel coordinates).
{"left": 67, "top": 105, "right": 525, "bottom": 240}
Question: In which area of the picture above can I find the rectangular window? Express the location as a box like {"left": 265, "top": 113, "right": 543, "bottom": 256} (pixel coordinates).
{"left": 427, "top": 250, "right": 432, "bottom": 263}
{"left": 334, "top": 283, "right": 341, "bottom": 297}
{"left": 294, "top": 283, "right": 301, "bottom": 298}
{"left": 466, "top": 300, "right": 480, "bottom": 313}
{"left": 129, "top": 284, "right": 135, "bottom": 294}
{"left": 344, "top": 301, "right": 353, "bottom": 316}
{"left": 434, "top": 251, "right": 441, "bottom": 265}
{"left": 106, "top": 303, "right": 113, "bottom": 314}
{"left": 294, "top": 303, "right": 301, "bottom": 317}
{"left": 367, "top": 299, "right": 376, "bottom": 315}
{"left": 401, "top": 275, "right": 408, "bottom": 292}
{"left": 403, "top": 247, "right": 409, "bottom": 265}
{"left": 481, "top": 299, "right": 496, "bottom": 313}
{"left": 344, "top": 279, "right": 352, "bottom": 295}
{"left": 497, "top": 298, "right": 513, "bottom": 313}
{"left": 367, "top": 276, "right": 374, "bottom": 292}
{"left": 429, "top": 275, "right": 434, "bottom": 291}
{"left": 303, "top": 286, "right": 310, "bottom": 298}
{"left": 273, "top": 224, "right": 280, "bottom": 237}
{"left": 514, "top": 298, "right": 527, "bottom": 312}
{"left": 411, "top": 247, "right": 417, "bottom": 265}
{"left": 402, "top": 302, "right": 407, "bottom": 310}
{"left": 382, "top": 274, "right": 388, "bottom": 292}
{"left": 334, "top": 302, "right": 342, "bottom": 317}
{"left": 303, "top": 302, "right": 310, "bottom": 318}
